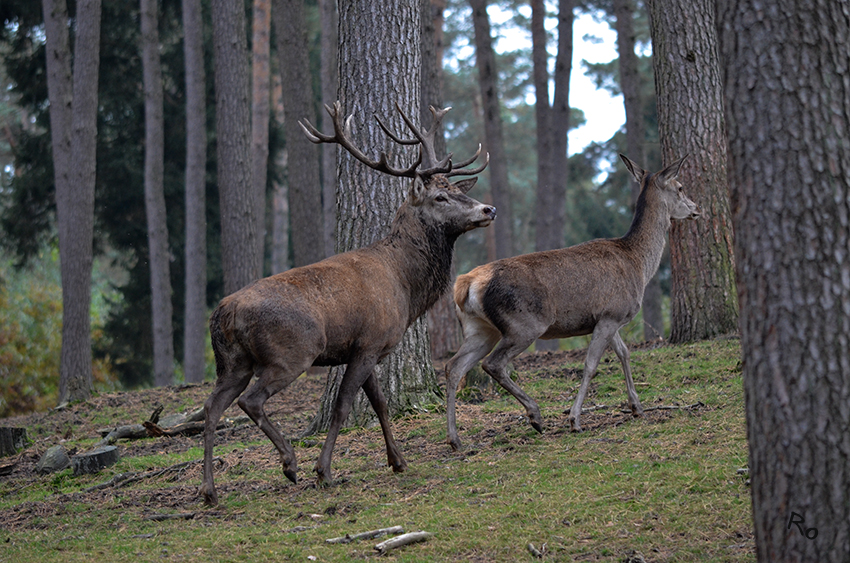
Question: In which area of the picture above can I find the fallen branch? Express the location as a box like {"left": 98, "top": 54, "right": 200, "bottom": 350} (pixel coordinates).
{"left": 83, "top": 471, "right": 138, "bottom": 492}
{"left": 576, "top": 401, "right": 705, "bottom": 415}
{"left": 326, "top": 526, "right": 404, "bottom": 544}
{"left": 143, "top": 420, "right": 206, "bottom": 438}
{"left": 527, "top": 542, "right": 545, "bottom": 558}
{"left": 374, "top": 531, "right": 433, "bottom": 555}
{"left": 82, "top": 458, "right": 219, "bottom": 492}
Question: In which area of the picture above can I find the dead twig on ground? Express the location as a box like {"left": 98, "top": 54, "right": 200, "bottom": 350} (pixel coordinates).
{"left": 326, "top": 526, "right": 405, "bottom": 544}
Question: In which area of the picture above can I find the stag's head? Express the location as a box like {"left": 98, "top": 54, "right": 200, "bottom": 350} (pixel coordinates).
{"left": 299, "top": 101, "right": 495, "bottom": 235}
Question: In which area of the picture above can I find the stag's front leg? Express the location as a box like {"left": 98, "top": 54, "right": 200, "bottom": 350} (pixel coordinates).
{"left": 314, "top": 356, "right": 378, "bottom": 487}
{"left": 361, "top": 373, "right": 406, "bottom": 474}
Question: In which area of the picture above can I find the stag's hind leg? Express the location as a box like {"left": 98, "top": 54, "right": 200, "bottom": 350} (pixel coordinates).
{"left": 237, "top": 360, "right": 313, "bottom": 484}
{"left": 201, "top": 356, "right": 253, "bottom": 506}
{"left": 361, "top": 373, "right": 406, "bottom": 474}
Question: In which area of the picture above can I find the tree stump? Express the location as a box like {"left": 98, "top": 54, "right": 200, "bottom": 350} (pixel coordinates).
{"left": 0, "top": 427, "right": 28, "bottom": 457}
{"left": 72, "top": 446, "right": 120, "bottom": 475}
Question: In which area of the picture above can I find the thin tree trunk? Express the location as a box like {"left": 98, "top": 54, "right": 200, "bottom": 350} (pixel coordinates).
{"left": 647, "top": 0, "right": 737, "bottom": 343}
{"left": 616, "top": 0, "right": 662, "bottom": 341}
{"left": 182, "top": 0, "right": 208, "bottom": 384}
{"left": 319, "top": 0, "right": 338, "bottom": 258}
{"left": 252, "top": 0, "right": 271, "bottom": 274}
{"left": 141, "top": 0, "right": 175, "bottom": 387}
{"left": 469, "top": 0, "right": 513, "bottom": 259}
{"left": 717, "top": 1, "right": 850, "bottom": 560}
{"left": 270, "top": 66, "right": 290, "bottom": 274}
{"left": 273, "top": 0, "right": 323, "bottom": 268}
{"left": 422, "top": 0, "right": 460, "bottom": 360}
{"left": 42, "top": 0, "right": 101, "bottom": 403}
{"left": 211, "top": 0, "right": 256, "bottom": 295}
{"left": 307, "top": 0, "right": 441, "bottom": 432}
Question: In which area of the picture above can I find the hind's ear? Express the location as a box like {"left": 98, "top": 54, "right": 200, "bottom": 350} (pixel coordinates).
{"left": 452, "top": 177, "right": 478, "bottom": 194}
{"left": 619, "top": 154, "right": 647, "bottom": 184}
{"left": 408, "top": 176, "right": 427, "bottom": 205}
{"left": 658, "top": 154, "right": 688, "bottom": 184}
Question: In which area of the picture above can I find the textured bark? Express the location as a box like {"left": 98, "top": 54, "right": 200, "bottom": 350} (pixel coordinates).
{"left": 42, "top": 0, "right": 101, "bottom": 403}
{"left": 647, "top": 0, "right": 738, "bottom": 343}
{"left": 142, "top": 0, "right": 175, "bottom": 387}
{"left": 211, "top": 0, "right": 257, "bottom": 294}
{"left": 616, "top": 0, "right": 662, "bottom": 341}
{"left": 251, "top": 0, "right": 271, "bottom": 270}
{"left": 307, "top": 0, "right": 442, "bottom": 431}
{"left": 469, "top": 0, "right": 513, "bottom": 259}
{"left": 716, "top": 0, "right": 850, "bottom": 560}
{"left": 319, "top": 0, "right": 338, "bottom": 258}
{"left": 182, "top": 0, "right": 208, "bottom": 384}
{"left": 274, "top": 0, "right": 323, "bottom": 268}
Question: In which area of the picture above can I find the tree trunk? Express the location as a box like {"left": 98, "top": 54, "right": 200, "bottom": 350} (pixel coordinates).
{"left": 716, "top": 1, "right": 850, "bottom": 560}
{"left": 646, "top": 0, "right": 737, "bottom": 343}
{"left": 469, "top": 0, "right": 513, "bottom": 259}
{"left": 319, "top": 0, "right": 339, "bottom": 258}
{"left": 270, "top": 65, "right": 290, "bottom": 274}
{"left": 616, "top": 0, "right": 662, "bottom": 341}
{"left": 141, "top": 0, "right": 175, "bottom": 388}
{"left": 211, "top": 0, "right": 256, "bottom": 295}
{"left": 251, "top": 0, "right": 271, "bottom": 273}
{"left": 42, "top": 0, "right": 101, "bottom": 404}
{"left": 421, "top": 0, "right": 460, "bottom": 361}
{"left": 182, "top": 0, "right": 208, "bottom": 384}
{"left": 273, "top": 0, "right": 324, "bottom": 268}
{"left": 307, "top": 0, "right": 442, "bottom": 432}
{"left": 531, "top": 0, "right": 572, "bottom": 352}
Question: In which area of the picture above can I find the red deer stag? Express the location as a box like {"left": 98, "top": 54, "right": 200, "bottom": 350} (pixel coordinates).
{"left": 444, "top": 155, "right": 700, "bottom": 450}
{"left": 200, "top": 101, "right": 493, "bottom": 505}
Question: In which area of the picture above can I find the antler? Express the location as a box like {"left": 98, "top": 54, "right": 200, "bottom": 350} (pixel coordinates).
{"left": 299, "top": 101, "right": 489, "bottom": 179}
{"left": 299, "top": 101, "right": 421, "bottom": 178}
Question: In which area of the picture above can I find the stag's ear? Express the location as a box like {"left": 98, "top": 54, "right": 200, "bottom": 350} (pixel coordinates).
{"left": 409, "top": 175, "right": 427, "bottom": 205}
{"left": 619, "top": 154, "right": 647, "bottom": 184}
{"left": 452, "top": 177, "right": 478, "bottom": 194}
{"left": 657, "top": 154, "right": 688, "bottom": 184}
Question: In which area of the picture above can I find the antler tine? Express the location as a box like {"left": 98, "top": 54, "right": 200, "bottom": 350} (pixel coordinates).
{"left": 392, "top": 102, "right": 454, "bottom": 174}
{"left": 449, "top": 143, "right": 483, "bottom": 170}
{"left": 298, "top": 100, "right": 420, "bottom": 178}
{"left": 375, "top": 114, "right": 419, "bottom": 145}
{"left": 445, "top": 149, "right": 489, "bottom": 177}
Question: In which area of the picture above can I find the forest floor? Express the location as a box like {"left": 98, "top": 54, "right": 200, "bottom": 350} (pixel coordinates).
{"left": 0, "top": 337, "right": 752, "bottom": 562}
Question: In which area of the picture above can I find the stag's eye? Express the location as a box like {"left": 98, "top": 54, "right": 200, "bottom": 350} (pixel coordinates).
{"left": 434, "top": 194, "right": 449, "bottom": 203}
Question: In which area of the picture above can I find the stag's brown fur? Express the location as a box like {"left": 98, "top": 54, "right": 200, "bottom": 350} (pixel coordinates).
{"left": 444, "top": 155, "right": 700, "bottom": 450}
{"left": 200, "top": 174, "right": 494, "bottom": 505}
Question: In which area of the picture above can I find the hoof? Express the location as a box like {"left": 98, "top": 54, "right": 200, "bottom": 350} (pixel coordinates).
{"left": 200, "top": 485, "right": 218, "bottom": 507}
{"left": 569, "top": 419, "right": 583, "bottom": 433}
{"left": 284, "top": 468, "right": 298, "bottom": 484}
{"left": 530, "top": 419, "right": 544, "bottom": 434}
{"left": 390, "top": 460, "right": 407, "bottom": 474}
{"left": 632, "top": 405, "right": 645, "bottom": 418}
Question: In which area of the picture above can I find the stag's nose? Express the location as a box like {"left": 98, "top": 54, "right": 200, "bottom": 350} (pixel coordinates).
{"left": 483, "top": 205, "right": 497, "bottom": 219}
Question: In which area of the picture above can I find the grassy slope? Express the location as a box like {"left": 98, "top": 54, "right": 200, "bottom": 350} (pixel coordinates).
{"left": 0, "top": 338, "right": 752, "bottom": 562}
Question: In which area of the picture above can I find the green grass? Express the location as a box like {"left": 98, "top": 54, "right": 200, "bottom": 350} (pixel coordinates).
{"left": 0, "top": 338, "right": 752, "bottom": 562}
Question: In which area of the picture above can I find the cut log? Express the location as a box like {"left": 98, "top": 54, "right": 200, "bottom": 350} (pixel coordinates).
{"left": 0, "top": 427, "right": 28, "bottom": 457}
{"left": 72, "top": 445, "right": 120, "bottom": 475}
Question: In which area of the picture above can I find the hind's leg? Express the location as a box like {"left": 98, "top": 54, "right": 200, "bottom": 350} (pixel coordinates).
{"left": 445, "top": 321, "right": 501, "bottom": 450}
{"left": 482, "top": 333, "right": 543, "bottom": 433}
{"left": 611, "top": 331, "right": 643, "bottom": 417}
